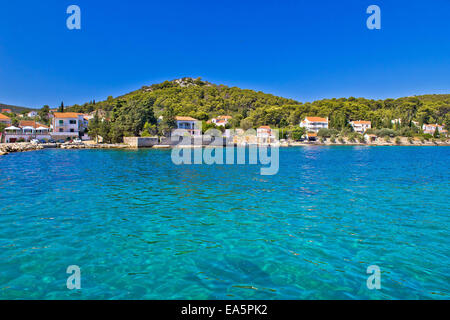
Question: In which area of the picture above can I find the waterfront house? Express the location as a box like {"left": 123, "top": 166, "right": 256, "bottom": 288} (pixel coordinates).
{"left": 422, "top": 123, "right": 446, "bottom": 135}
{"left": 4, "top": 121, "right": 50, "bottom": 143}
{"left": 364, "top": 134, "right": 377, "bottom": 143}
{"left": 350, "top": 120, "right": 371, "bottom": 134}
{"left": 0, "top": 113, "right": 12, "bottom": 126}
{"left": 1, "top": 109, "right": 12, "bottom": 114}
{"left": 224, "top": 128, "right": 244, "bottom": 139}
{"left": 50, "top": 112, "right": 86, "bottom": 140}
{"left": 230, "top": 129, "right": 257, "bottom": 145}
{"left": 300, "top": 116, "right": 328, "bottom": 133}
{"left": 306, "top": 132, "right": 317, "bottom": 141}
{"left": 211, "top": 115, "right": 232, "bottom": 127}
{"left": 257, "top": 126, "right": 277, "bottom": 144}
{"left": 175, "top": 116, "right": 201, "bottom": 136}
{"left": 27, "top": 111, "right": 38, "bottom": 118}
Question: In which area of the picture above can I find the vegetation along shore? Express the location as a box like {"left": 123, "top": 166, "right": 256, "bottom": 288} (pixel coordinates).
{"left": 0, "top": 77, "right": 448, "bottom": 150}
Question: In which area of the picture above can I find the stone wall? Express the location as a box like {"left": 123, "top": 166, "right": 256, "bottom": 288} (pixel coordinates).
{"left": 159, "top": 136, "right": 227, "bottom": 146}
{"left": 123, "top": 137, "right": 159, "bottom": 148}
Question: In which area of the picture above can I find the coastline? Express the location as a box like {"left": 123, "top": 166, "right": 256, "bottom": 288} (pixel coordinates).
{"left": 1, "top": 138, "right": 449, "bottom": 156}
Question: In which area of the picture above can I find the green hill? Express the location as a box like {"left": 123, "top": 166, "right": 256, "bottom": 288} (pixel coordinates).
{"left": 0, "top": 103, "right": 35, "bottom": 114}
{"left": 65, "top": 77, "right": 449, "bottom": 141}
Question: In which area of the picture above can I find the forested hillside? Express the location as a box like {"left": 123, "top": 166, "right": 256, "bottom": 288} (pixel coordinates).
{"left": 0, "top": 103, "right": 34, "bottom": 114}
{"left": 63, "top": 77, "right": 449, "bottom": 141}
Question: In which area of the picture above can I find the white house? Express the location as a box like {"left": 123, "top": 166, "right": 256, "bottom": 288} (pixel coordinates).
{"left": 211, "top": 115, "right": 232, "bottom": 127}
{"left": 175, "top": 116, "right": 201, "bottom": 136}
{"left": 50, "top": 112, "right": 86, "bottom": 140}
{"left": 422, "top": 123, "right": 446, "bottom": 135}
{"left": 3, "top": 121, "right": 50, "bottom": 143}
{"left": 350, "top": 120, "right": 371, "bottom": 134}
{"left": 300, "top": 117, "right": 328, "bottom": 133}
{"left": 27, "top": 111, "right": 39, "bottom": 118}
{"left": 256, "top": 126, "right": 276, "bottom": 144}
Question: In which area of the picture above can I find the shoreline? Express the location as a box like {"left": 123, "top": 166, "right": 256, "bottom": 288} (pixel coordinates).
{"left": 1, "top": 140, "right": 449, "bottom": 156}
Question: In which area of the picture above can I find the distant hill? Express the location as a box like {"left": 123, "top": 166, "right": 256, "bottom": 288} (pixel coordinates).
{"left": 66, "top": 77, "right": 449, "bottom": 127}
{"left": 0, "top": 103, "right": 35, "bottom": 114}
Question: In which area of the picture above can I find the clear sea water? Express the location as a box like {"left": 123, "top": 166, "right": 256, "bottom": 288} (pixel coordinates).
{"left": 0, "top": 146, "right": 448, "bottom": 300}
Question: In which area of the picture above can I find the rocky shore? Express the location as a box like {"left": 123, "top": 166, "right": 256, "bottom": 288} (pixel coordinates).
{"left": 59, "top": 143, "right": 129, "bottom": 149}
{"left": 0, "top": 143, "right": 44, "bottom": 155}
{"left": 1, "top": 138, "right": 449, "bottom": 156}
{"left": 0, "top": 142, "right": 129, "bottom": 155}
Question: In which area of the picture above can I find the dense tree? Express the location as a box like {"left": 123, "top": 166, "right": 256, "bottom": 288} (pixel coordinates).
{"left": 240, "top": 118, "right": 253, "bottom": 130}
{"left": 61, "top": 78, "right": 448, "bottom": 141}
{"left": 88, "top": 111, "right": 101, "bottom": 142}
{"left": 38, "top": 105, "right": 50, "bottom": 125}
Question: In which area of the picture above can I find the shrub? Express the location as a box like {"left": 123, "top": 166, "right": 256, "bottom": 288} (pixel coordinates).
{"left": 399, "top": 127, "right": 413, "bottom": 137}
{"left": 378, "top": 128, "right": 396, "bottom": 138}
{"left": 330, "top": 135, "right": 336, "bottom": 143}
{"left": 290, "top": 127, "right": 305, "bottom": 141}
{"left": 395, "top": 137, "right": 401, "bottom": 144}
{"left": 348, "top": 132, "right": 358, "bottom": 143}
{"left": 338, "top": 137, "right": 345, "bottom": 144}
{"left": 317, "top": 128, "right": 338, "bottom": 138}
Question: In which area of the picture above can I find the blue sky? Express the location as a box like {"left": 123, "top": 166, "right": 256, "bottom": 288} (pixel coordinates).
{"left": 0, "top": 0, "right": 449, "bottom": 108}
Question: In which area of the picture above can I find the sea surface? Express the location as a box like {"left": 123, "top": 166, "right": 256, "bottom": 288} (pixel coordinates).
{"left": 0, "top": 146, "right": 448, "bottom": 299}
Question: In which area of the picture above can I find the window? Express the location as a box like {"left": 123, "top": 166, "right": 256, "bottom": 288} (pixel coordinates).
{"left": 59, "top": 120, "right": 64, "bottom": 124}
{"left": 69, "top": 120, "right": 76, "bottom": 124}
{"left": 59, "top": 128, "right": 63, "bottom": 132}
{"left": 70, "top": 129, "right": 74, "bottom": 132}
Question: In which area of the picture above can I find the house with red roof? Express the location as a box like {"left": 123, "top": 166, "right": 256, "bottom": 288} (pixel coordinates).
{"left": 257, "top": 126, "right": 276, "bottom": 144}
{"left": 300, "top": 116, "right": 329, "bottom": 133}
{"left": 0, "top": 113, "right": 12, "bottom": 126}
{"left": 3, "top": 120, "right": 50, "bottom": 143}
{"left": 422, "top": 123, "right": 446, "bottom": 135}
{"left": 175, "top": 116, "right": 201, "bottom": 136}
{"left": 211, "top": 115, "right": 232, "bottom": 127}
{"left": 50, "top": 112, "right": 87, "bottom": 140}
{"left": 350, "top": 120, "right": 371, "bottom": 134}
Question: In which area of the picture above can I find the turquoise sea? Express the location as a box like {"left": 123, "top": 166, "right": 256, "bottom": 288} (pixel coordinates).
{"left": 0, "top": 146, "right": 448, "bottom": 299}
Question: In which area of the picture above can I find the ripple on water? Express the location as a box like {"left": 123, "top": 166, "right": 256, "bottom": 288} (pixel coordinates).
{"left": 0, "top": 147, "right": 449, "bottom": 299}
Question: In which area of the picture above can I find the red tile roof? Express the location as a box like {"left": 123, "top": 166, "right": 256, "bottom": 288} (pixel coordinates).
{"left": 352, "top": 120, "right": 371, "bottom": 125}
{"left": 19, "top": 121, "right": 49, "bottom": 129}
{"left": 305, "top": 116, "right": 328, "bottom": 122}
{"left": 175, "top": 116, "right": 197, "bottom": 121}
{"left": 53, "top": 112, "right": 83, "bottom": 118}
